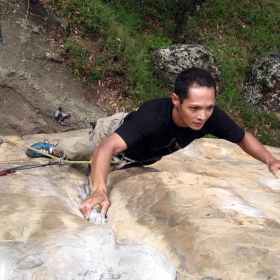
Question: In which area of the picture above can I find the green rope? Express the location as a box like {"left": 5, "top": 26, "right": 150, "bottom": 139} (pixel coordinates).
{"left": 0, "top": 136, "right": 123, "bottom": 165}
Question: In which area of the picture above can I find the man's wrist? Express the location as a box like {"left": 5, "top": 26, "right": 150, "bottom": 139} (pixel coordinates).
{"left": 266, "top": 156, "right": 277, "bottom": 166}
{"left": 92, "top": 185, "right": 107, "bottom": 193}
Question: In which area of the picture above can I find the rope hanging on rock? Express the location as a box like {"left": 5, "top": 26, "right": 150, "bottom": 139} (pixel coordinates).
{"left": 0, "top": 136, "right": 124, "bottom": 164}
{"left": 0, "top": 136, "right": 124, "bottom": 176}
{"left": 0, "top": 136, "right": 93, "bottom": 164}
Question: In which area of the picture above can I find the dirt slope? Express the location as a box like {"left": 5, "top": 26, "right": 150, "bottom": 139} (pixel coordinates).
{"left": 0, "top": 0, "right": 113, "bottom": 137}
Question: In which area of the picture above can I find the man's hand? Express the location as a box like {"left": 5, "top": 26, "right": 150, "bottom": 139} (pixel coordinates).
{"left": 79, "top": 189, "right": 111, "bottom": 220}
{"left": 268, "top": 160, "right": 280, "bottom": 178}
{"left": 79, "top": 132, "right": 127, "bottom": 220}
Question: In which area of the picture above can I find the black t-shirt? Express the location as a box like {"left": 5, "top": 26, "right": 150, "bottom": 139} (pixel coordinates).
{"left": 115, "top": 98, "right": 245, "bottom": 164}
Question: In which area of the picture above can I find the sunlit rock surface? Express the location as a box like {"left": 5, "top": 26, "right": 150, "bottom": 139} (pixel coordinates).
{"left": 108, "top": 138, "right": 280, "bottom": 280}
{"left": 0, "top": 131, "right": 176, "bottom": 280}
{"left": 2, "top": 132, "right": 280, "bottom": 279}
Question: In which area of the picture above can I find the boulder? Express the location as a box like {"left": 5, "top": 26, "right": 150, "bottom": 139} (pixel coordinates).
{"left": 1, "top": 132, "right": 280, "bottom": 280}
{"left": 153, "top": 44, "right": 223, "bottom": 93}
{"left": 242, "top": 51, "right": 280, "bottom": 111}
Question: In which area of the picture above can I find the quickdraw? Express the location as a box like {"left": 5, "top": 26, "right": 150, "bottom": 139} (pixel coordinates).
{"left": 0, "top": 169, "right": 16, "bottom": 176}
{"left": 0, "top": 162, "right": 62, "bottom": 176}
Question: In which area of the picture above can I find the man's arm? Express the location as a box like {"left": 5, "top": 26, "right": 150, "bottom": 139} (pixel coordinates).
{"left": 237, "top": 131, "right": 280, "bottom": 177}
{"left": 79, "top": 133, "right": 127, "bottom": 220}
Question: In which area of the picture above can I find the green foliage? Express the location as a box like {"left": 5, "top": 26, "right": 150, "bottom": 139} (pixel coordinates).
{"left": 52, "top": 0, "right": 280, "bottom": 145}
{"left": 64, "top": 40, "right": 88, "bottom": 74}
{"left": 186, "top": 0, "right": 279, "bottom": 88}
{"left": 102, "top": 0, "right": 185, "bottom": 35}
{"left": 64, "top": 39, "right": 102, "bottom": 84}
{"left": 53, "top": 0, "right": 172, "bottom": 100}
{"left": 241, "top": 107, "right": 280, "bottom": 146}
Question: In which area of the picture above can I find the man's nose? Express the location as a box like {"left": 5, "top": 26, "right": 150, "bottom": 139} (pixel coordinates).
{"left": 197, "top": 110, "right": 207, "bottom": 120}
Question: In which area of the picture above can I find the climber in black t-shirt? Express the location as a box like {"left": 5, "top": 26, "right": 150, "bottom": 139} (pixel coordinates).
{"left": 25, "top": 67, "right": 280, "bottom": 220}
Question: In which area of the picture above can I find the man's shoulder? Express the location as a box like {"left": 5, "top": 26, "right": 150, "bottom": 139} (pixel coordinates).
{"left": 204, "top": 105, "right": 245, "bottom": 143}
{"left": 116, "top": 98, "right": 173, "bottom": 147}
{"left": 203, "top": 105, "right": 231, "bottom": 130}
{"left": 208, "top": 105, "right": 228, "bottom": 120}
{"left": 121, "top": 97, "right": 173, "bottom": 132}
{"left": 212, "top": 105, "right": 226, "bottom": 115}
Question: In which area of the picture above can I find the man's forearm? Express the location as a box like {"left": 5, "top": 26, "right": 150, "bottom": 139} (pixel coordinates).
{"left": 90, "top": 132, "right": 128, "bottom": 192}
{"left": 91, "top": 145, "right": 112, "bottom": 192}
{"left": 237, "top": 132, "right": 277, "bottom": 165}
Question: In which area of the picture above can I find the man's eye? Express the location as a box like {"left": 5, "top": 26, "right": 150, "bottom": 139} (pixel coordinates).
{"left": 191, "top": 107, "right": 198, "bottom": 111}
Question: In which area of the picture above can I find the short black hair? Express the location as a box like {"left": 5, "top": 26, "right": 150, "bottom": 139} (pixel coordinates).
{"left": 174, "top": 67, "right": 217, "bottom": 103}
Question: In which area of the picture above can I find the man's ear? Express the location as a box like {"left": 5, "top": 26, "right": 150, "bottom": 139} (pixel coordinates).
{"left": 171, "top": 93, "right": 179, "bottom": 107}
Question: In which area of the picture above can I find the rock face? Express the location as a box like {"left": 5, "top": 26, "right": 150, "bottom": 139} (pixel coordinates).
{"left": 108, "top": 138, "right": 280, "bottom": 280}
{"left": 1, "top": 132, "right": 280, "bottom": 280}
{"left": 242, "top": 51, "right": 280, "bottom": 111}
{"left": 0, "top": 131, "right": 176, "bottom": 280}
{"left": 153, "top": 44, "right": 223, "bottom": 93}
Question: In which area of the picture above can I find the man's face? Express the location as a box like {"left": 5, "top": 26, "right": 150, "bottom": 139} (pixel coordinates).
{"left": 171, "top": 86, "right": 216, "bottom": 130}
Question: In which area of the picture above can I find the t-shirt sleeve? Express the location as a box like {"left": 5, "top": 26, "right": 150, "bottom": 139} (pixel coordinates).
{"left": 209, "top": 106, "right": 245, "bottom": 143}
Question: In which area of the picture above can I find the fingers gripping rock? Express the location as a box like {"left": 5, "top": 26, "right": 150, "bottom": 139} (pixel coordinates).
{"left": 89, "top": 208, "right": 108, "bottom": 224}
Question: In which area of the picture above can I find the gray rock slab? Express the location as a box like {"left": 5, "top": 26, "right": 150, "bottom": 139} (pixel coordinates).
{"left": 153, "top": 44, "right": 223, "bottom": 93}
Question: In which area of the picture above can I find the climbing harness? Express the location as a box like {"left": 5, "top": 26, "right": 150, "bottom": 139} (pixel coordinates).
{"left": 88, "top": 111, "right": 137, "bottom": 169}
{"left": 0, "top": 135, "right": 125, "bottom": 176}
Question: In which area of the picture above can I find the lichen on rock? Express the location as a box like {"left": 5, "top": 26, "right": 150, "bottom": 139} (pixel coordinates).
{"left": 242, "top": 51, "right": 280, "bottom": 111}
